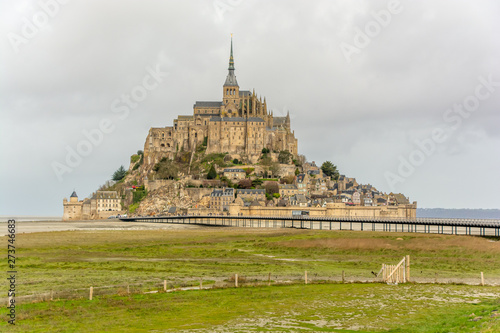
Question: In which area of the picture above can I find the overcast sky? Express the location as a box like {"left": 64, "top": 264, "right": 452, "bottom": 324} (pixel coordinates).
{"left": 1, "top": 0, "right": 499, "bottom": 216}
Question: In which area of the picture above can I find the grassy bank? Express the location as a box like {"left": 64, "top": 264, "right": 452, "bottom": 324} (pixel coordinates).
{"left": 3, "top": 283, "right": 500, "bottom": 332}
{"left": 2, "top": 226, "right": 500, "bottom": 331}
{"left": 5, "top": 227, "right": 500, "bottom": 296}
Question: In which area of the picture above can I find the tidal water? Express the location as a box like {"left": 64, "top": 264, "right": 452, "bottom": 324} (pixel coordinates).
{"left": 417, "top": 208, "right": 500, "bottom": 220}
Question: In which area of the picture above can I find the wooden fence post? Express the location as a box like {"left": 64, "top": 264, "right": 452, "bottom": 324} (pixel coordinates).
{"left": 127, "top": 284, "right": 130, "bottom": 294}
{"left": 164, "top": 280, "right": 167, "bottom": 292}
{"left": 200, "top": 279, "right": 203, "bottom": 290}
{"left": 481, "top": 272, "right": 484, "bottom": 286}
{"left": 406, "top": 255, "right": 410, "bottom": 282}
{"left": 50, "top": 290, "right": 53, "bottom": 301}
{"left": 268, "top": 272, "right": 271, "bottom": 286}
{"left": 235, "top": 274, "right": 238, "bottom": 287}
{"left": 342, "top": 270, "right": 345, "bottom": 283}
{"left": 305, "top": 271, "right": 308, "bottom": 284}
{"left": 89, "top": 286, "right": 93, "bottom": 301}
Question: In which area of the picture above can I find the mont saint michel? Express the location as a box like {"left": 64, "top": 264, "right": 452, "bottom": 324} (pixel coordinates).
{"left": 63, "top": 38, "right": 416, "bottom": 221}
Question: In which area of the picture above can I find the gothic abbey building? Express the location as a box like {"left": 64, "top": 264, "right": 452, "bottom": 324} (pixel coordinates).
{"left": 143, "top": 38, "right": 298, "bottom": 166}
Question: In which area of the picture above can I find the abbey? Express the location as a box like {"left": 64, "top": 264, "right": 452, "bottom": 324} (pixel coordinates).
{"left": 143, "top": 38, "right": 298, "bottom": 166}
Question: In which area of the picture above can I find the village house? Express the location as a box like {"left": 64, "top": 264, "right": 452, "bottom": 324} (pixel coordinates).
{"left": 295, "top": 173, "right": 309, "bottom": 195}
{"left": 279, "top": 184, "right": 300, "bottom": 197}
{"left": 352, "top": 191, "right": 361, "bottom": 205}
{"left": 363, "top": 197, "right": 374, "bottom": 207}
{"left": 223, "top": 168, "right": 246, "bottom": 180}
{"left": 210, "top": 188, "right": 235, "bottom": 211}
{"left": 290, "top": 194, "right": 308, "bottom": 207}
{"left": 63, "top": 190, "right": 122, "bottom": 220}
{"left": 237, "top": 189, "right": 265, "bottom": 202}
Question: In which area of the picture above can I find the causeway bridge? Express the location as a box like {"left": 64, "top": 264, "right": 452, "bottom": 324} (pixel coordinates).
{"left": 120, "top": 215, "right": 500, "bottom": 237}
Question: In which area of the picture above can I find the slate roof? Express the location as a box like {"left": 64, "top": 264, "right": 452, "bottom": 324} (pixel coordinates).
{"left": 210, "top": 188, "right": 235, "bottom": 197}
{"left": 194, "top": 101, "right": 223, "bottom": 108}
{"left": 393, "top": 193, "right": 410, "bottom": 204}
{"left": 293, "top": 194, "right": 308, "bottom": 203}
{"left": 239, "top": 90, "right": 251, "bottom": 96}
{"left": 70, "top": 191, "right": 78, "bottom": 198}
{"left": 96, "top": 191, "right": 119, "bottom": 199}
{"left": 296, "top": 174, "right": 306, "bottom": 183}
{"left": 224, "top": 72, "right": 238, "bottom": 86}
{"left": 224, "top": 168, "right": 246, "bottom": 173}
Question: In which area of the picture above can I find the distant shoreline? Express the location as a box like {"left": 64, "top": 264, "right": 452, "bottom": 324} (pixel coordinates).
{"left": 2, "top": 208, "right": 500, "bottom": 223}
{"left": 417, "top": 208, "right": 500, "bottom": 219}
{"left": 0, "top": 216, "right": 62, "bottom": 222}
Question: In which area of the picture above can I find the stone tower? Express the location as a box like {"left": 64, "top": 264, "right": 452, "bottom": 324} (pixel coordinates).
{"left": 222, "top": 36, "right": 240, "bottom": 117}
{"left": 63, "top": 191, "right": 83, "bottom": 220}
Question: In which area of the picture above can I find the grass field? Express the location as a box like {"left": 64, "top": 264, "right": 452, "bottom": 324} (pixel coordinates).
{"left": 2, "top": 226, "right": 500, "bottom": 331}
{"left": 3, "top": 283, "right": 500, "bottom": 332}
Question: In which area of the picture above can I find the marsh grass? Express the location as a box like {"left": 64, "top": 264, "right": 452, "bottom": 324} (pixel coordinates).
{"left": 3, "top": 283, "right": 500, "bottom": 332}
{"left": 4, "top": 228, "right": 500, "bottom": 298}
{"left": 2, "top": 227, "right": 500, "bottom": 331}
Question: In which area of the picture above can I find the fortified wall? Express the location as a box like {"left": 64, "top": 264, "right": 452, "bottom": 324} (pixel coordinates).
{"left": 228, "top": 202, "right": 417, "bottom": 218}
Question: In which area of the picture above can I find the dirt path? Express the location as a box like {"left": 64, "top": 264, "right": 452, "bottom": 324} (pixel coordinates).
{"left": 1, "top": 220, "right": 205, "bottom": 236}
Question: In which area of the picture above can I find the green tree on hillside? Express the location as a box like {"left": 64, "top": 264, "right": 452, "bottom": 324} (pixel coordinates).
{"left": 321, "top": 161, "right": 339, "bottom": 180}
{"left": 265, "top": 182, "right": 279, "bottom": 195}
{"left": 278, "top": 150, "right": 292, "bottom": 164}
{"left": 207, "top": 164, "right": 217, "bottom": 179}
{"left": 261, "top": 155, "right": 272, "bottom": 166}
{"left": 153, "top": 158, "right": 179, "bottom": 179}
{"left": 112, "top": 165, "right": 127, "bottom": 181}
{"left": 269, "top": 162, "right": 280, "bottom": 177}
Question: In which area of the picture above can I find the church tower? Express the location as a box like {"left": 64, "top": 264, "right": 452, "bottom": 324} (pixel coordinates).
{"left": 223, "top": 36, "right": 240, "bottom": 117}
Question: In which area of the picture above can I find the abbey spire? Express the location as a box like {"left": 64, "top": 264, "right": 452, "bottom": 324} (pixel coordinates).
{"left": 224, "top": 35, "right": 238, "bottom": 87}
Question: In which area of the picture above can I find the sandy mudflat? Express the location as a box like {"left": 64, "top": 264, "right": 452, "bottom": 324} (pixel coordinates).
{"left": 0, "top": 220, "right": 204, "bottom": 236}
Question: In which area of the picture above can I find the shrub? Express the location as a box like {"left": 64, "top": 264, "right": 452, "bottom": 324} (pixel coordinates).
{"left": 130, "top": 154, "right": 140, "bottom": 163}
{"left": 154, "top": 159, "right": 178, "bottom": 179}
{"left": 265, "top": 182, "right": 279, "bottom": 195}
{"left": 243, "top": 167, "right": 255, "bottom": 175}
{"left": 207, "top": 164, "right": 217, "bottom": 179}
{"left": 238, "top": 179, "right": 252, "bottom": 189}
{"left": 128, "top": 203, "right": 140, "bottom": 213}
{"left": 278, "top": 150, "right": 292, "bottom": 164}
